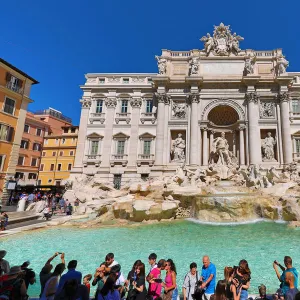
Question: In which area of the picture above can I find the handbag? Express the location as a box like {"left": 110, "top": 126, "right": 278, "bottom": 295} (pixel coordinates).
{"left": 127, "top": 288, "right": 137, "bottom": 300}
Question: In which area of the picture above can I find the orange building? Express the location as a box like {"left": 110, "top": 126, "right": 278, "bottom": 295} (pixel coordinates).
{"left": 15, "top": 112, "right": 50, "bottom": 186}
{"left": 0, "top": 58, "right": 38, "bottom": 202}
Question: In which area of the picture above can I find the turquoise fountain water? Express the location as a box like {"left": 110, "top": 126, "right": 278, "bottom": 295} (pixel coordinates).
{"left": 2, "top": 220, "right": 300, "bottom": 297}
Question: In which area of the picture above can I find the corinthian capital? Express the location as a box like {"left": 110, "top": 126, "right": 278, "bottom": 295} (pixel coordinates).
{"left": 156, "top": 93, "right": 170, "bottom": 105}
{"left": 130, "top": 98, "right": 142, "bottom": 108}
{"left": 245, "top": 92, "right": 259, "bottom": 104}
{"left": 105, "top": 98, "right": 117, "bottom": 108}
{"left": 190, "top": 94, "right": 200, "bottom": 103}
{"left": 278, "top": 92, "right": 290, "bottom": 103}
{"left": 80, "top": 98, "right": 91, "bottom": 108}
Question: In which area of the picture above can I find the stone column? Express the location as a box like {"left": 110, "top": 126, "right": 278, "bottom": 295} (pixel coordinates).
{"left": 189, "top": 94, "right": 199, "bottom": 165}
{"left": 100, "top": 98, "right": 117, "bottom": 168}
{"left": 239, "top": 126, "right": 245, "bottom": 165}
{"left": 155, "top": 93, "right": 168, "bottom": 166}
{"left": 246, "top": 92, "right": 261, "bottom": 165}
{"left": 202, "top": 128, "right": 208, "bottom": 166}
{"left": 163, "top": 96, "right": 170, "bottom": 165}
{"left": 72, "top": 98, "right": 92, "bottom": 173}
{"left": 279, "top": 92, "right": 293, "bottom": 164}
{"left": 128, "top": 97, "right": 142, "bottom": 166}
{"left": 209, "top": 130, "right": 214, "bottom": 154}
{"left": 232, "top": 130, "right": 236, "bottom": 156}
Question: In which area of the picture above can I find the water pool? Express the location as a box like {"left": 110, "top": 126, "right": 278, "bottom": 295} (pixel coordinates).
{"left": 2, "top": 220, "right": 299, "bottom": 297}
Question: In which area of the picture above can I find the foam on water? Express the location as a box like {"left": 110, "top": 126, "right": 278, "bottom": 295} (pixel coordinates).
{"left": 186, "top": 218, "right": 287, "bottom": 226}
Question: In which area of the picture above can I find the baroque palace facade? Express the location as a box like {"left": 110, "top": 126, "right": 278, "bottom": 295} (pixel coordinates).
{"left": 73, "top": 23, "right": 300, "bottom": 187}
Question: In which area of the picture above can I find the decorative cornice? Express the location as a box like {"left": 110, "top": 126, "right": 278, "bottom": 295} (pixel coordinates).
{"left": 278, "top": 92, "right": 290, "bottom": 103}
{"left": 156, "top": 93, "right": 171, "bottom": 105}
{"left": 130, "top": 98, "right": 142, "bottom": 108}
{"left": 105, "top": 98, "right": 117, "bottom": 108}
{"left": 80, "top": 98, "right": 91, "bottom": 108}
{"left": 245, "top": 92, "right": 259, "bottom": 104}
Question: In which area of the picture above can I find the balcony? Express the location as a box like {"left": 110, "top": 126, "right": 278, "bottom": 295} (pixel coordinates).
{"left": 89, "top": 113, "right": 105, "bottom": 124}
{"left": 83, "top": 154, "right": 101, "bottom": 167}
{"left": 293, "top": 152, "right": 300, "bottom": 163}
{"left": 115, "top": 113, "right": 131, "bottom": 124}
{"left": 6, "top": 81, "right": 22, "bottom": 93}
{"left": 140, "top": 112, "right": 156, "bottom": 124}
{"left": 110, "top": 154, "right": 128, "bottom": 167}
{"left": 137, "top": 154, "right": 155, "bottom": 167}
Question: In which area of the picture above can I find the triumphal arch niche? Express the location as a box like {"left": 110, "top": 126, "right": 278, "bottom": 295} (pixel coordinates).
{"left": 76, "top": 22, "right": 300, "bottom": 185}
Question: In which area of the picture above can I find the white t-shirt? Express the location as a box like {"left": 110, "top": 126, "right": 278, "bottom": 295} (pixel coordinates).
{"left": 108, "top": 260, "right": 119, "bottom": 268}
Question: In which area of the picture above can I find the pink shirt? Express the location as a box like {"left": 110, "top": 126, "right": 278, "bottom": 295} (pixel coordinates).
{"left": 165, "top": 272, "right": 173, "bottom": 288}
{"left": 148, "top": 268, "right": 162, "bottom": 299}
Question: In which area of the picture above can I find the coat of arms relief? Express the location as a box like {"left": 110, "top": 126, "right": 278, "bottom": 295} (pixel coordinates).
{"left": 200, "top": 23, "right": 244, "bottom": 56}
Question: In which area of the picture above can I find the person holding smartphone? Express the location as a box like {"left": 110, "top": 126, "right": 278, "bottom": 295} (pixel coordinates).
{"left": 147, "top": 259, "right": 166, "bottom": 299}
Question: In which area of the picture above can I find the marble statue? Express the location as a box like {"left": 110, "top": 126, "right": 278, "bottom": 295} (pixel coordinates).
{"left": 171, "top": 162, "right": 188, "bottom": 185}
{"left": 186, "top": 167, "right": 206, "bottom": 186}
{"left": 189, "top": 57, "right": 199, "bottom": 75}
{"left": 200, "top": 23, "right": 244, "bottom": 56}
{"left": 212, "top": 132, "right": 232, "bottom": 165}
{"left": 156, "top": 56, "right": 167, "bottom": 75}
{"left": 171, "top": 133, "right": 186, "bottom": 162}
{"left": 245, "top": 53, "right": 256, "bottom": 74}
{"left": 266, "top": 166, "right": 280, "bottom": 185}
{"left": 262, "top": 132, "right": 276, "bottom": 161}
{"left": 239, "top": 165, "right": 264, "bottom": 188}
{"left": 172, "top": 102, "right": 187, "bottom": 119}
{"left": 152, "top": 106, "right": 157, "bottom": 114}
{"left": 272, "top": 54, "right": 289, "bottom": 76}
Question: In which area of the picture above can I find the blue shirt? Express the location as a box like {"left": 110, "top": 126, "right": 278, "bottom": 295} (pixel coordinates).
{"left": 98, "top": 290, "right": 120, "bottom": 300}
{"left": 201, "top": 263, "right": 216, "bottom": 294}
{"left": 57, "top": 268, "right": 82, "bottom": 293}
{"left": 280, "top": 268, "right": 298, "bottom": 295}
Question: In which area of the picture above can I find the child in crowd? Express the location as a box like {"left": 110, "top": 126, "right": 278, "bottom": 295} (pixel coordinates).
{"left": 83, "top": 274, "right": 92, "bottom": 295}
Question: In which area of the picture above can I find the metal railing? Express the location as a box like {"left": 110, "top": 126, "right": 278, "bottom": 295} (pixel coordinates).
{"left": 111, "top": 154, "right": 128, "bottom": 160}
{"left": 138, "top": 154, "right": 154, "bottom": 160}
{"left": 34, "top": 109, "right": 72, "bottom": 123}
{"left": 6, "top": 81, "right": 22, "bottom": 93}
{"left": 86, "top": 154, "right": 101, "bottom": 160}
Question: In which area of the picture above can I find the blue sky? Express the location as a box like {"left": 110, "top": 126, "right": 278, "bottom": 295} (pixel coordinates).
{"left": 1, "top": 0, "right": 299, "bottom": 125}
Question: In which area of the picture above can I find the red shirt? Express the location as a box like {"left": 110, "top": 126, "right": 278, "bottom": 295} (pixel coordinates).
{"left": 85, "top": 282, "right": 90, "bottom": 294}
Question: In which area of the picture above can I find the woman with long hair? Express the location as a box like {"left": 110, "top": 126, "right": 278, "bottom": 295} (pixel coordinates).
{"left": 162, "top": 259, "right": 178, "bottom": 300}
{"left": 224, "top": 267, "right": 234, "bottom": 300}
{"left": 132, "top": 263, "right": 147, "bottom": 300}
{"left": 210, "top": 280, "right": 227, "bottom": 300}
{"left": 98, "top": 273, "right": 120, "bottom": 300}
{"left": 126, "top": 260, "right": 142, "bottom": 290}
{"left": 231, "top": 260, "right": 251, "bottom": 300}
{"left": 40, "top": 263, "right": 65, "bottom": 300}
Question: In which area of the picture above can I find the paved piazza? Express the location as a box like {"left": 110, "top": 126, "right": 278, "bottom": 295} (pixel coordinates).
{"left": 72, "top": 23, "right": 300, "bottom": 187}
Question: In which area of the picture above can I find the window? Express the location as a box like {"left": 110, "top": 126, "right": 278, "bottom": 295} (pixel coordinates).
{"left": 24, "top": 124, "right": 30, "bottom": 133}
{"left": 15, "top": 172, "right": 24, "bottom": 179}
{"left": 147, "top": 78, "right": 152, "bottom": 83}
{"left": 44, "top": 139, "right": 48, "bottom": 145}
{"left": 55, "top": 139, "right": 59, "bottom": 144}
{"left": 292, "top": 100, "right": 300, "bottom": 114}
{"left": 50, "top": 164, "right": 55, "bottom": 171}
{"left": 40, "top": 164, "right": 44, "bottom": 171}
{"left": 117, "top": 140, "right": 125, "bottom": 155}
{"left": 6, "top": 73, "right": 23, "bottom": 93}
{"left": 146, "top": 100, "right": 153, "bottom": 113}
{"left": 42, "top": 152, "right": 46, "bottom": 157}
{"left": 63, "top": 128, "right": 68, "bottom": 133}
{"left": 56, "top": 180, "right": 61, "bottom": 186}
{"left": 62, "top": 138, "right": 66, "bottom": 144}
{"left": 0, "top": 155, "right": 5, "bottom": 171}
{"left": 31, "top": 158, "right": 38, "bottom": 167}
{"left": 141, "top": 174, "right": 149, "bottom": 181}
{"left": 48, "top": 179, "right": 52, "bottom": 183}
{"left": 0, "top": 124, "right": 14, "bottom": 142}
{"left": 90, "top": 141, "right": 99, "bottom": 155}
{"left": 121, "top": 100, "right": 128, "bottom": 113}
{"left": 37, "top": 180, "right": 41, "bottom": 185}
{"left": 18, "top": 156, "right": 24, "bottom": 166}
{"left": 70, "top": 151, "right": 74, "bottom": 156}
{"left": 123, "top": 78, "right": 129, "bottom": 84}
{"left": 52, "top": 152, "right": 56, "bottom": 156}
{"left": 113, "top": 174, "right": 122, "bottom": 189}
{"left": 143, "top": 141, "right": 151, "bottom": 155}
{"left": 20, "top": 140, "right": 29, "bottom": 149}
{"left": 3, "top": 97, "right": 15, "bottom": 115}
{"left": 99, "top": 78, "right": 105, "bottom": 84}
{"left": 59, "top": 151, "right": 63, "bottom": 156}
{"left": 96, "top": 100, "right": 103, "bottom": 113}
{"left": 71, "top": 128, "right": 76, "bottom": 133}
{"left": 36, "top": 128, "right": 42, "bottom": 136}
{"left": 57, "top": 164, "right": 62, "bottom": 171}
{"left": 296, "top": 139, "right": 300, "bottom": 153}
{"left": 68, "top": 163, "right": 72, "bottom": 171}
{"left": 72, "top": 138, "right": 76, "bottom": 143}
{"left": 33, "top": 143, "right": 41, "bottom": 151}
{"left": 28, "top": 173, "right": 37, "bottom": 180}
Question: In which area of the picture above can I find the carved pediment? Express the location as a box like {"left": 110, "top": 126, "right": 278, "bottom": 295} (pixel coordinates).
{"left": 139, "top": 132, "right": 156, "bottom": 139}
{"left": 113, "top": 132, "right": 130, "bottom": 139}
{"left": 292, "top": 131, "right": 300, "bottom": 136}
{"left": 87, "top": 132, "right": 104, "bottom": 139}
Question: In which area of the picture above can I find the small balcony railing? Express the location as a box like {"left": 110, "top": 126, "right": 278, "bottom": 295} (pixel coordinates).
{"left": 137, "top": 154, "right": 155, "bottom": 167}
{"left": 6, "top": 81, "right": 22, "bottom": 93}
{"left": 83, "top": 154, "right": 101, "bottom": 167}
{"left": 115, "top": 113, "right": 131, "bottom": 124}
{"left": 140, "top": 112, "right": 156, "bottom": 124}
{"left": 89, "top": 112, "right": 105, "bottom": 124}
{"left": 110, "top": 154, "right": 128, "bottom": 167}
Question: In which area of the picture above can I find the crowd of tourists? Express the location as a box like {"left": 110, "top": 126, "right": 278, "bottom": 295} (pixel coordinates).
{"left": 0, "top": 250, "right": 299, "bottom": 300}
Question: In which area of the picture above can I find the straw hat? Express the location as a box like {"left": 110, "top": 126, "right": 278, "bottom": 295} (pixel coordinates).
{"left": 8, "top": 266, "right": 25, "bottom": 276}
{"left": 0, "top": 250, "right": 7, "bottom": 259}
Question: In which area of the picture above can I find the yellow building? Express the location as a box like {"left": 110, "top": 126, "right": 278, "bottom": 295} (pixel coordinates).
{"left": 0, "top": 58, "right": 38, "bottom": 201}
{"left": 38, "top": 125, "right": 78, "bottom": 186}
